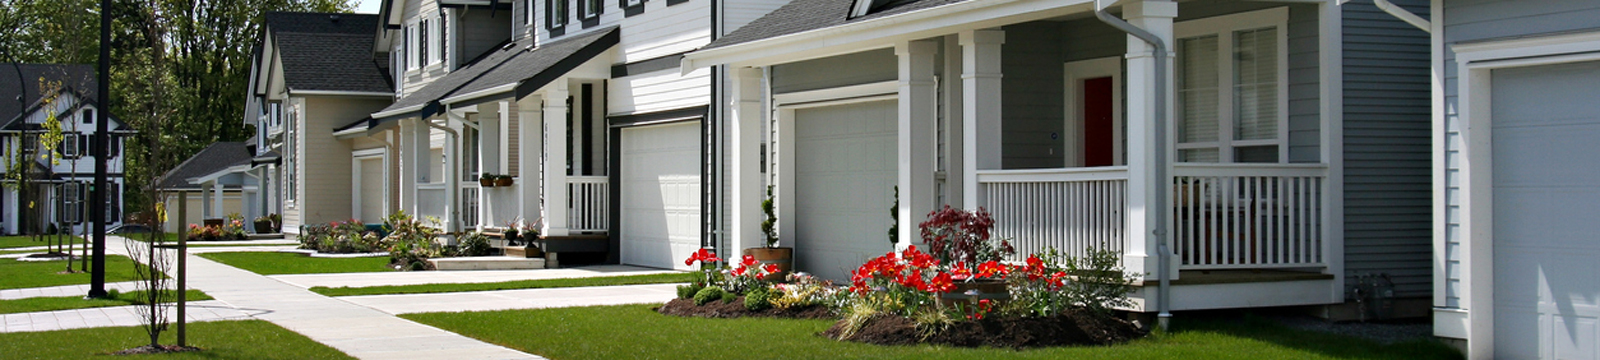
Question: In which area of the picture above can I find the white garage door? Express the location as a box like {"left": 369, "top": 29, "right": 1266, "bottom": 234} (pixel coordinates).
{"left": 357, "top": 156, "right": 385, "bottom": 223}
{"left": 793, "top": 100, "right": 897, "bottom": 281}
{"left": 620, "top": 122, "right": 701, "bottom": 270}
{"left": 1492, "top": 60, "right": 1600, "bottom": 360}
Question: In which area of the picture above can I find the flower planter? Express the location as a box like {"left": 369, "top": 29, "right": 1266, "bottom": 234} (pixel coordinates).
{"left": 494, "top": 177, "right": 514, "bottom": 187}
{"left": 939, "top": 278, "right": 1010, "bottom": 307}
{"left": 253, "top": 220, "right": 274, "bottom": 234}
{"left": 479, "top": 178, "right": 496, "bottom": 187}
{"left": 742, "top": 247, "right": 793, "bottom": 282}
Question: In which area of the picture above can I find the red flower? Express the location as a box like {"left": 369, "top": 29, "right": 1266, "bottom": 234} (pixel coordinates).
{"left": 951, "top": 261, "right": 972, "bottom": 280}
{"left": 926, "top": 272, "right": 955, "bottom": 293}
{"left": 683, "top": 249, "right": 720, "bottom": 266}
{"left": 762, "top": 263, "right": 780, "bottom": 274}
{"left": 976, "top": 260, "right": 1008, "bottom": 278}
{"left": 1050, "top": 271, "right": 1069, "bottom": 287}
{"left": 741, "top": 255, "right": 759, "bottom": 267}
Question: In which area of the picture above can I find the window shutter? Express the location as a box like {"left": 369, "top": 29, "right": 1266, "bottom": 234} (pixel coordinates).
{"left": 440, "top": 13, "right": 448, "bottom": 64}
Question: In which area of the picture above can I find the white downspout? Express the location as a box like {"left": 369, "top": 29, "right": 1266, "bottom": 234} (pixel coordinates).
{"left": 1095, "top": 6, "right": 1173, "bottom": 331}
{"left": 1374, "top": 0, "right": 1431, "bottom": 33}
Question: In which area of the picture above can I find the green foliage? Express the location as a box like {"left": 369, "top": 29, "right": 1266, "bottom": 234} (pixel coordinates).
{"left": 887, "top": 185, "right": 898, "bottom": 247}
{"left": 743, "top": 288, "right": 771, "bottom": 311}
{"left": 909, "top": 306, "right": 954, "bottom": 341}
{"left": 455, "top": 231, "right": 495, "bottom": 257}
{"left": 760, "top": 185, "right": 778, "bottom": 247}
{"left": 693, "top": 287, "right": 725, "bottom": 306}
{"left": 383, "top": 211, "right": 446, "bottom": 270}
{"left": 677, "top": 283, "right": 705, "bottom": 300}
{"left": 1062, "top": 247, "right": 1139, "bottom": 315}
{"left": 0, "top": 254, "right": 149, "bottom": 290}
{"left": 0, "top": 320, "right": 357, "bottom": 359}
{"left": 298, "top": 219, "right": 384, "bottom": 253}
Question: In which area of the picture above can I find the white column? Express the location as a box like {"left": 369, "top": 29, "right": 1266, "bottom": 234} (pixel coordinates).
{"left": 542, "top": 81, "right": 570, "bottom": 236}
{"left": 942, "top": 35, "right": 964, "bottom": 209}
{"left": 199, "top": 183, "right": 212, "bottom": 219}
{"left": 517, "top": 97, "right": 543, "bottom": 230}
{"left": 397, "top": 119, "right": 420, "bottom": 215}
{"left": 898, "top": 40, "right": 939, "bottom": 249}
{"left": 210, "top": 181, "right": 223, "bottom": 219}
{"left": 1122, "top": 0, "right": 1177, "bottom": 279}
{"left": 729, "top": 67, "right": 764, "bottom": 251}
{"left": 960, "top": 29, "right": 1004, "bottom": 209}
{"left": 445, "top": 112, "right": 463, "bottom": 232}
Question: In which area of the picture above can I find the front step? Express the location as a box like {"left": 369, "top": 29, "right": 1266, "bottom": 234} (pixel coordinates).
{"left": 429, "top": 256, "right": 546, "bottom": 270}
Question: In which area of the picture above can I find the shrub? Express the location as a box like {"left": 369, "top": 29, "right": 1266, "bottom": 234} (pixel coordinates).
{"left": 676, "top": 283, "right": 704, "bottom": 300}
{"left": 455, "top": 232, "right": 494, "bottom": 257}
{"left": 298, "top": 219, "right": 385, "bottom": 254}
{"left": 1061, "top": 247, "right": 1137, "bottom": 315}
{"left": 744, "top": 288, "right": 771, "bottom": 311}
{"left": 769, "top": 272, "right": 838, "bottom": 310}
{"left": 693, "top": 287, "right": 725, "bottom": 306}
{"left": 721, "top": 290, "right": 738, "bottom": 304}
{"left": 383, "top": 211, "right": 445, "bottom": 271}
{"left": 918, "top": 206, "right": 1014, "bottom": 266}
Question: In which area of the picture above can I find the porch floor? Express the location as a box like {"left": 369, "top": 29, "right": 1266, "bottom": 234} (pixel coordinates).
{"left": 1167, "top": 269, "right": 1333, "bottom": 286}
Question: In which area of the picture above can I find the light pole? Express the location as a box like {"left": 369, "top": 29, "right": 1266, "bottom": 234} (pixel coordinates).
{"left": 87, "top": 0, "right": 110, "bottom": 299}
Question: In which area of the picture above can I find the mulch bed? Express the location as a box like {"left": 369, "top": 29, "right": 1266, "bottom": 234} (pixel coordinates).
{"left": 656, "top": 298, "right": 834, "bottom": 320}
{"left": 111, "top": 345, "right": 202, "bottom": 355}
{"left": 822, "top": 310, "right": 1146, "bottom": 349}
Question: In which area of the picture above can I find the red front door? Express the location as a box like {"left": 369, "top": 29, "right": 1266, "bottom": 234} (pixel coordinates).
{"left": 1083, "top": 76, "right": 1114, "bottom": 167}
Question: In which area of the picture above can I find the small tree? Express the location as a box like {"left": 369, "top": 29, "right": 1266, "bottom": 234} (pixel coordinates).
{"left": 760, "top": 185, "right": 778, "bottom": 248}
{"left": 123, "top": 227, "right": 173, "bottom": 349}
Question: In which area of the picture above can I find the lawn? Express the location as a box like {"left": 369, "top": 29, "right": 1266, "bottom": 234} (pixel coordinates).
{"left": 156, "top": 242, "right": 296, "bottom": 249}
{"left": 0, "top": 235, "right": 83, "bottom": 249}
{"left": 0, "top": 289, "right": 212, "bottom": 314}
{"left": 199, "top": 251, "right": 391, "bottom": 275}
{"left": 0, "top": 320, "right": 353, "bottom": 359}
{"left": 311, "top": 272, "right": 696, "bottom": 296}
{"left": 404, "top": 304, "right": 1463, "bottom": 360}
{"left": 121, "top": 232, "right": 183, "bottom": 243}
{"left": 0, "top": 255, "right": 152, "bottom": 290}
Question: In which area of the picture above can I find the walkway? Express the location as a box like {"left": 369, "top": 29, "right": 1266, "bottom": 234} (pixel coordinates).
{"left": 272, "top": 264, "right": 677, "bottom": 289}
{"left": 0, "top": 282, "right": 142, "bottom": 300}
{"left": 339, "top": 283, "right": 678, "bottom": 314}
{"left": 0, "top": 300, "right": 258, "bottom": 333}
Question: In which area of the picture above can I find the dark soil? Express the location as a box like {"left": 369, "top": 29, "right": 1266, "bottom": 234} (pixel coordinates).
{"left": 822, "top": 310, "right": 1146, "bottom": 349}
{"left": 111, "top": 345, "right": 202, "bottom": 355}
{"left": 656, "top": 298, "right": 834, "bottom": 320}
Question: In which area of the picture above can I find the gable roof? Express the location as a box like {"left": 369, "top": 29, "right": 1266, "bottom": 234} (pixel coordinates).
{"left": 0, "top": 64, "right": 97, "bottom": 127}
{"left": 264, "top": 12, "right": 392, "bottom": 94}
{"left": 155, "top": 142, "right": 252, "bottom": 190}
{"left": 704, "top": 0, "right": 967, "bottom": 51}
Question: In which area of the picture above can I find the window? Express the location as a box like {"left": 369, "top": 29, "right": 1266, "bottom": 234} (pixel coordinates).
{"left": 61, "top": 182, "right": 82, "bottom": 224}
{"left": 406, "top": 24, "right": 419, "bottom": 70}
{"left": 60, "top": 133, "right": 79, "bottom": 158}
{"left": 526, "top": 0, "right": 536, "bottom": 25}
{"left": 285, "top": 104, "right": 297, "bottom": 205}
{"left": 580, "top": 0, "right": 601, "bottom": 19}
{"left": 421, "top": 19, "right": 432, "bottom": 66}
{"left": 547, "top": 0, "right": 569, "bottom": 29}
{"left": 1174, "top": 8, "right": 1286, "bottom": 163}
{"left": 105, "top": 182, "right": 118, "bottom": 223}
{"left": 83, "top": 109, "right": 93, "bottom": 124}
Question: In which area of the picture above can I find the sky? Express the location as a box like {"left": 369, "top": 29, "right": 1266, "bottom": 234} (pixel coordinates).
{"left": 356, "top": 0, "right": 381, "bottom": 14}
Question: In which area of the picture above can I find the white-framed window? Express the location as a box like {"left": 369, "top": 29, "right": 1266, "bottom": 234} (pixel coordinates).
{"left": 285, "top": 103, "right": 298, "bottom": 205}
{"left": 406, "top": 23, "right": 420, "bottom": 70}
{"left": 580, "top": 0, "right": 601, "bottom": 19}
{"left": 61, "top": 182, "right": 82, "bottom": 224}
{"left": 547, "top": 0, "right": 569, "bottom": 29}
{"left": 60, "top": 133, "right": 80, "bottom": 158}
{"left": 421, "top": 19, "right": 433, "bottom": 67}
{"left": 1174, "top": 7, "right": 1288, "bottom": 163}
{"left": 526, "top": 0, "right": 536, "bottom": 25}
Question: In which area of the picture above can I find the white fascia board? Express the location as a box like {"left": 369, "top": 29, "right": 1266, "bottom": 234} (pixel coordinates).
{"left": 682, "top": 0, "right": 1092, "bottom": 70}
{"left": 288, "top": 89, "right": 394, "bottom": 97}
{"left": 333, "top": 127, "right": 369, "bottom": 139}
{"left": 372, "top": 104, "right": 426, "bottom": 119}
{"left": 185, "top": 164, "right": 253, "bottom": 185}
{"left": 439, "top": 83, "right": 516, "bottom": 105}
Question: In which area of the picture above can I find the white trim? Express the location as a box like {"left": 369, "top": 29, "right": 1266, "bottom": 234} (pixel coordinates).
{"left": 351, "top": 149, "right": 390, "bottom": 222}
{"left": 372, "top": 104, "right": 427, "bottom": 119}
{"left": 440, "top": 83, "right": 516, "bottom": 105}
{"left": 1317, "top": 1, "right": 1347, "bottom": 304}
{"left": 771, "top": 81, "right": 897, "bottom": 107}
{"left": 1429, "top": 0, "right": 1449, "bottom": 315}
{"left": 1062, "top": 56, "right": 1124, "bottom": 167}
{"left": 286, "top": 90, "right": 394, "bottom": 97}
{"left": 1448, "top": 27, "right": 1600, "bottom": 360}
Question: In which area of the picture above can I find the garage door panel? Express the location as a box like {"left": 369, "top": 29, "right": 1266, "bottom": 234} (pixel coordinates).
{"left": 793, "top": 100, "right": 897, "bottom": 281}
{"left": 621, "top": 122, "right": 700, "bottom": 271}
{"left": 1492, "top": 60, "right": 1600, "bottom": 360}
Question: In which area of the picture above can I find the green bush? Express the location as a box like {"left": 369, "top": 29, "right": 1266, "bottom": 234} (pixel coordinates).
{"left": 676, "top": 283, "right": 704, "bottom": 300}
{"left": 721, "top": 289, "right": 738, "bottom": 303}
{"left": 383, "top": 211, "right": 445, "bottom": 271}
{"left": 455, "top": 232, "right": 494, "bottom": 257}
{"left": 693, "top": 286, "right": 725, "bottom": 306}
{"left": 743, "top": 288, "right": 771, "bottom": 311}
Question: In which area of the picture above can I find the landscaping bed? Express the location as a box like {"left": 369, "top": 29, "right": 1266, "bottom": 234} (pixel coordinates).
{"left": 657, "top": 297, "right": 833, "bottom": 319}
{"left": 822, "top": 310, "right": 1143, "bottom": 348}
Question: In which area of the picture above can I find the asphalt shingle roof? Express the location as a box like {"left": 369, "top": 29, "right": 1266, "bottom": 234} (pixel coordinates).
{"left": 265, "top": 12, "right": 391, "bottom": 94}
{"left": 156, "top": 142, "right": 252, "bottom": 190}
{"left": 373, "top": 26, "right": 618, "bottom": 120}
{"left": 704, "top": 0, "right": 968, "bottom": 51}
{"left": 0, "top": 63, "right": 96, "bottom": 127}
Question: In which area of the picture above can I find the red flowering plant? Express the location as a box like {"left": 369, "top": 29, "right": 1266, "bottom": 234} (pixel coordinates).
{"left": 918, "top": 206, "right": 1014, "bottom": 280}
{"left": 683, "top": 248, "right": 723, "bottom": 286}
{"left": 1000, "top": 247, "right": 1136, "bottom": 317}
{"left": 847, "top": 245, "right": 957, "bottom": 317}
{"left": 723, "top": 254, "right": 783, "bottom": 294}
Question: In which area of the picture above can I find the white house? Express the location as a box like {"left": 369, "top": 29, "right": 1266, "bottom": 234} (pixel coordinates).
{"left": 685, "top": 0, "right": 1436, "bottom": 317}
{"left": 1426, "top": 0, "right": 1600, "bottom": 358}
{"left": 0, "top": 64, "right": 130, "bottom": 235}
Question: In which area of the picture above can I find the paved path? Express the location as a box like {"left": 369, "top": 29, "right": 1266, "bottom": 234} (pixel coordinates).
{"left": 0, "top": 300, "right": 258, "bottom": 333}
{"left": 272, "top": 264, "right": 678, "bottom": 289}
{"left": 0, "top": 281, "right": 144, "bottom": 300}
{"left": 340, "top": 283, "right": 679, "bottom": 314}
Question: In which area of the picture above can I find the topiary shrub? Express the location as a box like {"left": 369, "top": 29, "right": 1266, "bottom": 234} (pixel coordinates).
{"left": 693, "top": 286, "right": 725, "bottom": 306}
{"left": 744, "top": 288, "right": 772, "bottom": 311}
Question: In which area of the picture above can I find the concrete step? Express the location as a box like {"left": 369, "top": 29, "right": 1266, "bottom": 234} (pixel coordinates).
{"left": 429, "top": 256, "right": 546, "bottom": 270}
{"left": 504, "top": 246, "right": 544, "bottom": 258}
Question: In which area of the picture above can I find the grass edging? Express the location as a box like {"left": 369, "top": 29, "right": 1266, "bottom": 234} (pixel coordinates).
{"left": 0, "top": 289, "right": 212, "bottom": 314}
{"left": 311, "top": 272, "right": 695, "bottom": 296}
{"left": 0, "top": 320, "right": 354, "bottom": 359}
{"left": 198, "top": 251, "right": 392, "bottom": 275}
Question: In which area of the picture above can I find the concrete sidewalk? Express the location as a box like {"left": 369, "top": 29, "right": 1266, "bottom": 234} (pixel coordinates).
{"left": 271, "top": 264, "right": 679, "bottom": 289}
{"left": 339, "top": 283, "right": 679, "bottom": 315}
{"left": 0, "top": 282, "right": 143, "bottom": 300}
{"left": 0, "top": 300, "right": 258, "bottom": 333}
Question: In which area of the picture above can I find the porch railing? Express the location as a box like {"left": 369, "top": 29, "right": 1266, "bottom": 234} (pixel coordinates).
{"left": 1172, "top": 163, "right": 1327, "bottom": 270}
{"left": 416, "top": 183, "right": 447, "bottom": 224}
{"left": 460, "top": 185, "right": 480, "bottom": 229}
{"left": 567, "top": 176, "right": 608, "bottom": 232}
{"left": 978, "top": 166, "right": 1128, "bottom": 261}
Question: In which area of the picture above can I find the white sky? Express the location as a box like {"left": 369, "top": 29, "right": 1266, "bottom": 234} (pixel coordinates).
{"left": 356, "top": 0, "right": 382, "bottom": 14}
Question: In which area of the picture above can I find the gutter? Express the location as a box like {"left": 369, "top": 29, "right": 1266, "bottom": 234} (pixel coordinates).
{"left": 372, "top": 103, "right": 427, "bottom": 119}
{"left": 1374, "top": 0, "right": 1430, "bottom": 33}
{"left": 288, "top": 90, "right": 394, "bottom": 97}
{"left": 1094, "top": 4, "right": 1172, "bottom": 332}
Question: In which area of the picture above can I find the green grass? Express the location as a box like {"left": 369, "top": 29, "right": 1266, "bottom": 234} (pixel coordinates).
{"left": 0, "top": 235, "right": 84, "bottom": 249}
{"left": 404, "top": 304, "right": 1463, "bottom": 360}
{"left": 0, "top": 320, "right": 353, "bottom": 359}
{"left": 198, "top": 251, "right": 391, "bottom": 275}
{"left": 0, "top": 255, "right": 152, "bottom": 290}
{"left": 0, "top": 289, "right": 212, "bottom": 314}
{"left": 311, "top": 272, "right": 696, "bottom": 296}
{"left": 121, "top": 232, "right": 183, "bottom": 243}
{"left": 156, "top": 242, "right": 295, "bottom": 249}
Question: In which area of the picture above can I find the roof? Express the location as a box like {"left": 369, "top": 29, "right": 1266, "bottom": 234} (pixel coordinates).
{"left": 155, "top": 142, "right": 253, "bottom": 190}
{"left": 265, "top": 12, "right": 392, "bottom": 94}
{"left": 0, "top": 63, "right": 97, "bottom": 128}
{"left": 372, "top": 26, "right": 619, "bottom": 121}
{"left": 703, "top": 0, "right": 967, "bottom": 51}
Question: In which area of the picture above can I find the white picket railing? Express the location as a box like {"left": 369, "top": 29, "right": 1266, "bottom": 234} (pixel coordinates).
{"left": 460, "top": 185, "right": 480, "bottom": 229}
{"left": 568, "top": 176, "right": 608, "bottom": 232}
{"left": 1171, "top": 163, "right": 1328, "bottom": 270}
{"left": 977, "top": 166, "right": 1128, "bottom": 261}
{"left": 416, "top": 183, "right": 447, "bottom": 224}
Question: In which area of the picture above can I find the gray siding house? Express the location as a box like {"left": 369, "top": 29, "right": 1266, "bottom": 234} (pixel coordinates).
{"left": 1430, "top": 0, "right": 1600, "bottom": 358}
{"left": 686, "top": 0, "right": 1434, "bottom": 316}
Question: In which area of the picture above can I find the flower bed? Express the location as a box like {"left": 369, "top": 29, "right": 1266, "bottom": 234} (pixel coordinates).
{"left": 297, "top": 211, "right": 498, "bottom": 271}
{"left": 821, "top": 309, "right": 1142, "bottom": 348}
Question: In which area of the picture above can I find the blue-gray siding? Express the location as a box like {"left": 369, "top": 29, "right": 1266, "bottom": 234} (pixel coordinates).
{"left": 1439, "top": 0, "right": 1600, "bottom": 308}
{"left": 770, "top": 49, "right": 896, "bottom": 94}
{"left": 1343, "top": 0, "right": 1433, "bottom": 299}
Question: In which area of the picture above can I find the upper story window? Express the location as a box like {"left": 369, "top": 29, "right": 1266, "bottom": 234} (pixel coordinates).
{"left": 421, "top": 19, "right": 433, "bottom": 66}
{"left": 1174, "top": 8, "right": 1287, "bottom": 164}
{"left": 622, "top": 0, "right": 642, "bottom": 7}
{"left": 547, "top": 0, "right": 569, "bottom": 29}
{"left": 60, "top": 133, "right": 80, "bottom": 159}
{"left": 82, "top": 109, "right": 93, "bottom": 124}
{"left": 579, "top": 0, "right": 601, "bottom": 20}
{"left": 406, "top": 24, "right": 420, "bottom": 70}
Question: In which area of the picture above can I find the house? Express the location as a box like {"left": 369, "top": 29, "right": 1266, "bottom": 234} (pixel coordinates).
{"left": 683, "top": 0, "right": 1435, "bottom": 317}
{"left": 0, "top": 64, "right": 131, "bottom": 235}
{"left": 241, "top": 12, "right": 396, "bottom": 234}
{"left": 1426, "top": 0, "right": 1600, "bottom": 358}
{"left": 364, "top": 0, "right": 786, "bottom": 267}
{"left": 155, "top": 142, "right": 258, "bottom": 233}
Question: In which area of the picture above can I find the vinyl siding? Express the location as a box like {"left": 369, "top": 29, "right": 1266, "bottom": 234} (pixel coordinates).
{"left": 1001, "top": 21, "right": 1064, "bottom": 169}
{"left": 610, "top": 68, "right": 712, "bottom": 115}
{"left": 1343, "top": 0, "right": 1433, "bottom": 299}
{"left": 457, "top": 9, "right": 513, "bottom": 70}
{"left": 297, "top": 96, "right": 391, "bottom": 227}
{"left": 1439, "top": 0, "right": 1600, "bottom": 308}
{"left": 534, "top": 0, "right": 711, "bottom": 63}
{"left": 770, "top": 48, "right": 896, "bottom": 94}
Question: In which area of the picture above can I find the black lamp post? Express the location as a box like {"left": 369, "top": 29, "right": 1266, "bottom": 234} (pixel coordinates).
{"left": 87, "top": 0, "right": 110, "bottom": 299}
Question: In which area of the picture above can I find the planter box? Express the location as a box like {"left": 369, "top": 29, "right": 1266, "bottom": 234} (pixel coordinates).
{"left": 743, "top": 247, "right": 793, "bottom": 282}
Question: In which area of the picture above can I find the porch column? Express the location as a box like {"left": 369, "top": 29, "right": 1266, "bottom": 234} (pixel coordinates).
{"left": 445, "top": 113, "right": 463, "bottom": 232}
{"left": 898, "top": 40, "right": 939, "bottom": 249}
{"left": 210, "top": 181, "right": 223, "bottom": 219}
{"left": 542, "top": 81, "right": 570, "bottom": 236}
{"left": 1122, "top": 0, "right": 1177, "bottom": 279}
{"left": 397, "top": 118, "right": 421, "bottom": 215}
{"left": 480, "top": 105, "right": 502, "bottom": 230}
{"left": 517, "top": 97, "right": 543, "bottom": 230}
{"left": 267, "top": 164, "right": 278, "bottom": 215}
{"left": 729, "top": 67, "right": 764, "bottom": 251}
{"left": 959, "top": 29, "right": 1004, "bottom": 209}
